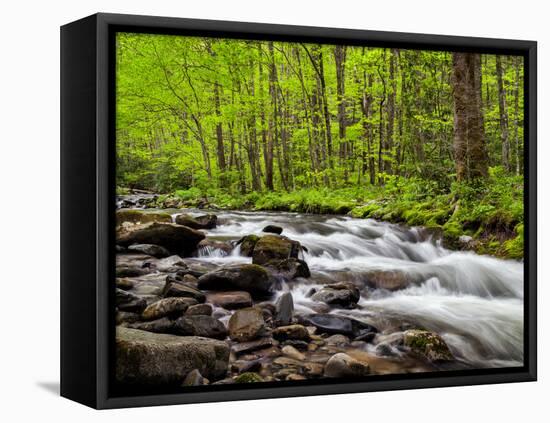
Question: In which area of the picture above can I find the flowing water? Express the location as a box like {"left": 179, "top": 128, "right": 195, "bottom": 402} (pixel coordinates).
{"left": 187, "top": 209, "right": 524, "bottom": 370}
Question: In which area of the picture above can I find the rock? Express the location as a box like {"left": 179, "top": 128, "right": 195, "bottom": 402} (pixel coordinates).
{"left": 234, "top": 372, "right": 264, "bottom": 383}
{"left": 142, "top": 297, "right": 198, "bottom": 320}
{"left": 264, "top": 258, "right": 311, "bottom": 280}
{"left": 150, "top": 255, "right": 189, "bottom": 273}
{"left": 324, "top": 353, "right": 370, "bottom": 378}
{"left": 163, "top": 279, "right": 206, "bottom": 302}
{"left": 116, "top": 265, "right": 150, "bottom": 278}
{"left": 182, "top": 369, "right": 209, "bottom": 386}
{"left": 127, "top": 317, "right": 175, "bottom": 334}
{"left": 206, "top": 291, "right": 253, "bottom": 310}
{"left": 231, "top": 337, "right": 274, "bottom": 355}
{"left": 274, "top": 292, "right": 294, "bottom": 326}
{"left": 375, "top": 343, "right": 395, "bottom": 356}
{"left": 262, "top": 225, "right": 283, "bottom": 235}
{"left": 281, "top": 340, "right": 309, "bottom": 351}
{"left": 175, "top": 213, "right": 217, "bottom": 229}
{"left": 282, "top": 345, "right": 305, "bottom": 361}
{"left": 300, "top": 314, "right": 378, "bottom": 338}
{"left": 272, "top": 324, "right": 310, "bottom": 341}
{"left": 116, "top": 278, "right": 134, "bottom": 290}
{"left": 127, "top": 243, "right": 171, "bottom": 258}
{"left": 231, "top": 359, "right": 262, "bottom": 374}
{"left": 116, "top": 327, "right": 229, "bottom": 385}
{"left": 196, "top": 239, "right": 233, "bottom": 256}
{"left": 252, "top": 235, "right": 301, "bottom": 265}
{"left": 325, "top": 334, "right": 350, "bottom": 346}
{"left": 116, "top": 288, "right": 147, "bottom": 313}
{"left": 286, "top": 374, "right": 306, "bottom": 381}
{"left": 236, "top": 235, "right": 260, "bottom": 256}
{"left": 173, "top": 315, "right": 228, "bottom": 339}
{"left": 311, "top": 282, "right": 359, "bottom": 308}
{"left": 228, "top": 307, "right": 268, "bottom": 342}
{"left": 116, "top": 311, "right": 141, "bottom": 324}
{"left": 365, "top": 270, "right": 410, "bottom": 291}
{"left": 185, "top": 303, "right": 213, "bottom": 316}
{"left": 197, "top": 264, "right": 273, "bottom": 296}
{"left": 116, "top": 209, "right": 172, "bottom": 227}
{"left": 117, "top": 222, "right": 205, "bottom": 256}
{"left": 403, "top": 329, "right": 454, "bottom": 362}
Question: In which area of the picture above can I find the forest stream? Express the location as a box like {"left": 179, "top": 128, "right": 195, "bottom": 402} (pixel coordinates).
{"left": 115, "top": 198, "right": 524, "bottom": 387}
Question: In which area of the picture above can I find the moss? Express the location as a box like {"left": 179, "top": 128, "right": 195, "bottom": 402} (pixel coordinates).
{"left": 234, "top": 372, "right": 264, "bottom": 383}
{"left": 116, "top": 209, "right": 172, "bottom": 227}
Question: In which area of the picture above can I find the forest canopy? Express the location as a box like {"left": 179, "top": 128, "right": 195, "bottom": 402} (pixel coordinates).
{"left": 115, "top": 33, "right": 525, "bottom": 258}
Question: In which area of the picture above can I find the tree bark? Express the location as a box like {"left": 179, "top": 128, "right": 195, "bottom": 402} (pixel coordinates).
{"left": 496, "top": 55, "right": 510, "bottom": 172}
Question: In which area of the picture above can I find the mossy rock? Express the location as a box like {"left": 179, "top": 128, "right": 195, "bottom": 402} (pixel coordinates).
{"left": 234, "top": 372, "right": 264, "bottom": 383}
{"left": 252, "top": 234, "right": 301, "bottom": 265}
{"left": 403, "top": 329, "right": 453, "bottom": 362}
{"left": 238, "top": 234, "right": 260, "bottom": 256}
{"left": 116, "top": 209, "right": 172, "bottom": 227}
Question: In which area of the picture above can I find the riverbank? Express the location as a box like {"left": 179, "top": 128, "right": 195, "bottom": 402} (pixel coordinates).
{"left": 117, "top": 169, "right": 524, "bottom": 260}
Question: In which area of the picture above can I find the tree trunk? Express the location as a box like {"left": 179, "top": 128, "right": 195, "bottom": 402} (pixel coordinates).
{"left": 334, "top": 45, "right": 347, "bottom": 181}
{"left": 451, "top": 52, "right": 488, "bottom": 181}
{"left": 496, "top": 55, "right": 510, "bottom": 172}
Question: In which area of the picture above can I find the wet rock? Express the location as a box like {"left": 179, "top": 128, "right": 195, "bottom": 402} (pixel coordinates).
{"left": 116, "top": 265, "right": 150, "bottom": 278}
{"left": 403, "top": 329, "right": 453, "bottom": 362}
{"left": 185, "top": 303, "right": 213, "bottom": 316}
{"left": 264, "top": 258, "right": 311, "bottom": 280}
{"left": 282, "top": 345, "right": 305, "bottom": 361}
{"left": 127, "top": 317, "right": 175, "bottom": 334}
{"left": 300, "top": 314, "right": 378, "bottom": 338}
{"left": 262, "top": 225, "right": 283, "bottom": 235}
{"left": 272, "top": 357, "right": 323, "bottom": 378}
{"left": 236, "top": 235, "right": 260, "bottom": 256}
{"left": 142, "top": 297, "right": 198, "bottom": 320}
{"left": 354, "top": 332, "right": 376, "bottom": 343}
{"left": 116, "top": 278, "right": 134, "bottom": 290}
{"left": 228, "top": 307, "right": 268, "bottom": 342}
{"left": 375, "top": 343, "right": 395, "bottom": 356}
{"left": 196, "top": 239, "right": 233, "bottom": 256}
{"left": 252, "top": 235, "right": 301, "bottom": 265}
{"left": 117, "top": 222, "right": 205, "bottom": 256}
{"left": 324, "top": 353, "right": 370, "bottom": 378}
{"left": 116, "top": 209, "right": 172, "bottom": 228}
{"left": 116, "top": 288, "right": 147, "bottom": 313}
{"left": 325, "top": 334, "right": 350, "bottom": 346}
{"left": 234, "top": 372, "right": 264, "bottom": 383}
{"left": 231, "top": 359, "right": 262, "bottom": 374}
{"left": 206, "top": 291, "right": 253, "bottom": 310}
{"left": 163, "top": 279, "right": 206, "bottom": 302}
{"left": 175, "top": 213, "right": 217, "bottom": 230}
{"left": 286, "top": 374, "right": 306, "bottom": 381}
{"left": 365, "top": 270, "right": 410, "bottom": 291}
{"left": 272, "top": 324, "right": 310, "bottom": 341}
{"left": 281, "top": 340, "right": 309, "bottom": 351}
{"left": 274, "top": 292, "right": 294, "bottom": 326}
{"left": 311, "top": 282, "right": 360, "bottom": 308}
{"left": 182, "top": 369, "right": 209, "bottom": 386}
{"left": 174, "top": 315, "right": 228, "bottom": 339}
{"left": 116, "top": 311, "right": 141, "bottom": 324}
{"left": 197, "top": 264, "right": 273, "bottom": 296}
{"left": 149, "top": 255, "right": 190, "bottom": 273}
{"left": 231, "top": 337, "right": 274, "bottom": 355}
{"left": 127, "top": 243, "right": 171, "bottom": 258}
{"left": 116, "top": 327, "right": 229, "bottom": 385}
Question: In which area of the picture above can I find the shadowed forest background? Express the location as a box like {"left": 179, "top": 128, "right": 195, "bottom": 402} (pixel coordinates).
{"left": 116, "top": 33, "right": 525, "bottom": 258}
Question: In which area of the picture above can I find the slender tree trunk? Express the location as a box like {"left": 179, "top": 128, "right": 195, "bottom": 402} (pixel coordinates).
{"left": 513, "top": 56, "right": 521, "bottom": 175}
{"left": 213, "top": 82, "right": 226, "bottom": 184}
{"left": 265, "top": 42, "right": 276, "bottom": 190}
{"left": 496, "top": 55, "right": 510, "bottom": 172}
{"left": 334, "top": 45, "right": 347, "bottom": 181}
{"left": 451, "top": 52, "right": 488, "bottom": 181}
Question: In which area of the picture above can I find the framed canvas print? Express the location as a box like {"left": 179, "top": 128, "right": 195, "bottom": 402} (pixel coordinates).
{"left": 60, "top": 13, "right": 537, "bottom": 409}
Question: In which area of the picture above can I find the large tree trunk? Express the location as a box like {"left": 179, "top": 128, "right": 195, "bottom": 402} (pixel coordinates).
{"left": 451, "top": 52, "right": 488, "bottom": 181}
{"left": 496, "top": 55, "right": 510, "bottom": 172}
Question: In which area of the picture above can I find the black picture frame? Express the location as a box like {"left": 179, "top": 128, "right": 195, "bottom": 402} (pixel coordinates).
{"left": 60, "top": 12, "right": 537, "bottom": 409}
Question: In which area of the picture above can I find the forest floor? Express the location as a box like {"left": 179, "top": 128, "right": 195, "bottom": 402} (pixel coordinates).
{"left": 118, "top": 168, "right": 524, "bottom": 260}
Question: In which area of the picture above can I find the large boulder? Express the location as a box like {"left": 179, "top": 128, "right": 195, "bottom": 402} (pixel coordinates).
{"left": 311, "top": 282, "right": 360, "bottom": 308}
{"left": 117, "top": 222, "right": 205, "bottom": 256}
{"left": 142, "top": 297, "right": 198, "bottom": 320}
{"left": 228, "top": 307, "right": 268, "bottom": 342}
{"left": 263, "top": 258, "right": 310, "bottom": 280}
{"left": 236, "top": 235, "right": 260, "bottom": 257}
{"left": 262, "top": 225, "right": 283, "bottom": 235}
{"left": 116, "top": 327, "right": 229, "bottom": 385}
{"left": 252, "top": 235, "right": 301, "bottom": 265}
{"left": 197, "top": 264, "right": 274, "bottom": 296}
{"left": 127, "top": 317, "right": 175, "bottom": 334}
{"left": 403, "top": 329, "right": 454, "bottom": 362}
{"left": 300, "top": 314, "right": 377, "bottom": 338}
{"left": 206, "top": 291, "right": 253, "bottom": 310}
{"left": 116, "top": 209, "right": 172, "bottom": 228}
{"left": 324, "top": 353, "right": 370, "bottom": 378}
{"left": 173, "top": 315, "right": 228, "bottom": 340}
{"left": 175, "top": 213, "right": 217, "bottom": 230}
